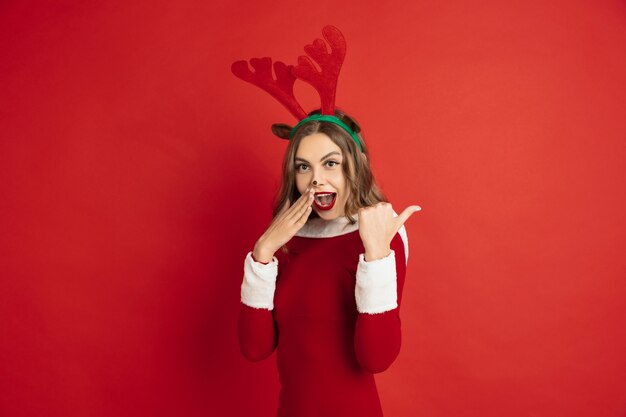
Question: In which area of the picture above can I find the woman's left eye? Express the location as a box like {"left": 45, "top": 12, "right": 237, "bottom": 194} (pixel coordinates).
{"left": 325, "top": 160, "right": 340, "bottom": 168}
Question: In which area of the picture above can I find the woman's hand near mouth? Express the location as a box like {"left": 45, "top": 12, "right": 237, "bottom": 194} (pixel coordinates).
{"left": 252, "top": 188, "right": 315, "bottom": 263}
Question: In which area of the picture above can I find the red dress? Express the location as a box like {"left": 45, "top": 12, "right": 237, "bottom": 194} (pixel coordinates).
{"left": 239, "top": 215, "right": 408, "bottom": 417}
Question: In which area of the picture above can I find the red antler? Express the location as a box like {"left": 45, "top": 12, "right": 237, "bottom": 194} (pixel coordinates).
{"left": 292, "top": 25, "right": 347, "bottom": 115}
{"left": 231, "top": 57, "right": 307, "bottom": 120}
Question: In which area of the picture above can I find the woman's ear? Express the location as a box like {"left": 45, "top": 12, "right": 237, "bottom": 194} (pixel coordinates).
{"left": 271, "top": 123, "right": 292, "bottom": 140}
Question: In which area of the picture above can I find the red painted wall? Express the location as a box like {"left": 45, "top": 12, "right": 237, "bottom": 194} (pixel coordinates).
{"left": 1, "top": 1, "right": 625, "bottom": 416}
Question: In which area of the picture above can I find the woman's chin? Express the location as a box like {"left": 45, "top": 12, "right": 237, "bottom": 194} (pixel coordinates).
{"left": 313, "top": 207, "right": 343, "bottom": 221}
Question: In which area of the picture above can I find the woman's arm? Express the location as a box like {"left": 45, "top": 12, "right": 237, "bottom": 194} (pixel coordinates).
{"left": 238, "top": 189, "right": 314, "bottom": 361}
{"left": 238, "top": 305, "right": 278, "bottom": 362}
{"left": 238, "top": 252, "right": 280, "bottom": 362}
{"left": 353, "top": 232, "right": 407, "bottom": 373}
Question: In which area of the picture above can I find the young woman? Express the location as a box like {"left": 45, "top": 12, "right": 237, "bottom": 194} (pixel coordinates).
{"left": 238, "top": 109, "right": 421, "bottom": 417}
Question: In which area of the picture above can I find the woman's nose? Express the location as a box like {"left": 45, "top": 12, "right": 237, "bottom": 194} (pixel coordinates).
{"left": 311, "top": 174, "right": 324, "bottom": 187}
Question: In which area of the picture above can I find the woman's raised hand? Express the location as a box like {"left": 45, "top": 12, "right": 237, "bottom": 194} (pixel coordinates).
{"left": 358, "top": 202, "right": 421, "bottom": 261}
{"left": 252, "top": 188, "right": 315, "bottom": 263}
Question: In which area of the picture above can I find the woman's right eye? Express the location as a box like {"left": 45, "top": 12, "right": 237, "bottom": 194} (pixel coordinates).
{"left": 296, "top": 164, "right": 309, "bottom": 172}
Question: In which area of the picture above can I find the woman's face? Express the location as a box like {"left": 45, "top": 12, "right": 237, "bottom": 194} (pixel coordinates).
{"left": 294, "top": 132, "right": 348, "bottom": 221}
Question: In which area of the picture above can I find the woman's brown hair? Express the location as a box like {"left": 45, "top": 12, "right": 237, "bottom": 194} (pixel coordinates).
{"left": 271, "top": 109, "right": 387, "bottom": 224}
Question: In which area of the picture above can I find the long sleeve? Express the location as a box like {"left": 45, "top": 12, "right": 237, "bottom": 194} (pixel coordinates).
{"left": 353, "top": 232, "right": 407, "bottom": 373}
{"left": 238, "top": 252, "right": 280, "bottom": 362}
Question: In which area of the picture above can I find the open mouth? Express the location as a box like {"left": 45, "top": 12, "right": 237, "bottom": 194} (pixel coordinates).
{"left": 313, "top": 192, "right": 337, "bottom": 211}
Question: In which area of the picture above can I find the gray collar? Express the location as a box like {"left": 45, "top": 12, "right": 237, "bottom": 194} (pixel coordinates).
{"left": 295, "top": 214, "right": 360, "bottom": 238}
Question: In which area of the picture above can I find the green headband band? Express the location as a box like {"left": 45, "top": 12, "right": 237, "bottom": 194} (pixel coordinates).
{"left": 289, "top": 114, "right": 363, "bottom": 151}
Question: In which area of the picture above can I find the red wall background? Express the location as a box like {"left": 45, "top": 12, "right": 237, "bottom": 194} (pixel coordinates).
{"left": 1, "top": 1, "right": 625, "bottom": 416}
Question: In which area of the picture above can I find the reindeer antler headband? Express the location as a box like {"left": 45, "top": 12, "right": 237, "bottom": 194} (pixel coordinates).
{"left": 231, "top": 25, "right": 363, "bottom": 151}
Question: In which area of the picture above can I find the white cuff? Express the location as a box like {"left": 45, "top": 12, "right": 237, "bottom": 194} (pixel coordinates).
{"left": 241, "top": 252, "right": 278, "bottom": 310}
{"left": 355, "top": 250, "right": 398, "bottom": 314}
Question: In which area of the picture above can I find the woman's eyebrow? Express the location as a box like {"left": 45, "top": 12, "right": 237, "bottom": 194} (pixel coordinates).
{"left": 320, "top": 151, "right": 342, "bottom": 161}
{"left": 294, "top": 151, "right": 342, "bottom": 164}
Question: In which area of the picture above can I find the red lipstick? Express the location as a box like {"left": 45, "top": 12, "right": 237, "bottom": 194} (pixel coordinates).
{"left": 313, "top": 192, "right": 337, "bottom": 211}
